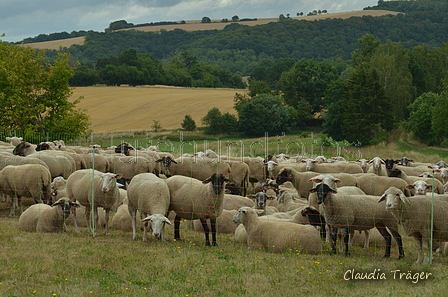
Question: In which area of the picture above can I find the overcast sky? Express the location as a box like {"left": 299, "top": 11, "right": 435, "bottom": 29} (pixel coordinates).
{"left": 1, "top": 0, "right": 377, "bottom": 42}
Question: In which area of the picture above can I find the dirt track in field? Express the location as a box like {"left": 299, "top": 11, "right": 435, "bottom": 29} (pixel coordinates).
{"left": 23, "top": 10, "right": 400, "bottom": 49}
{"left": 70, "top": 86, "right": 245, "bottom": 132}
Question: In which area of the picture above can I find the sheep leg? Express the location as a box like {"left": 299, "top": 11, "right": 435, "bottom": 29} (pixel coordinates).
{"left": 376, "top": 225, "right": 392, "bottom": 258}
{"left": 330, "top": 227, "right": 338, "bottom": 254}
{"left": 363, "top": 230, "right": 370, "bottom": 249}
{"left": 210, "top": 218, "right": 218, "bottom": 246}
{"left": 8, "top": 196, "right": 15, "bottom": 217}
{"left": 389, "top": 228, "right": 405, "bottom": 259}
{"left": 414, "top": 235, "right": 424, "bottom": 264}
{"left": 142, "top": 214, "right": 149, "bottom": 242}
{"left": 344, "top": 227, "right": 350, "bottom": 257}
{"left": 174, "top": 215, "right": 182, "bottom": 241}
{"left": 104, "top": 209, "right": 111, "bottom": 236}
{"left": 130, "top": 209, "right": 138, "bottom": 240}
{"left": 200, "top": 218, "right": 212, "bottom": 246}
{"left": 72, "top": 207, "right": 80, "bottom": 233}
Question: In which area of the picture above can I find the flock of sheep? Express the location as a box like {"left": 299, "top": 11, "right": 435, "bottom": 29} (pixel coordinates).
{"left": 1, "top": 136, "right": 448, "bottom": 264}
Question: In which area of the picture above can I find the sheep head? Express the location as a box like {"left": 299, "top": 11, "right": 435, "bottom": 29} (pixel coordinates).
{"left": 378, "top": 187, "right": 407, "bottom": 211}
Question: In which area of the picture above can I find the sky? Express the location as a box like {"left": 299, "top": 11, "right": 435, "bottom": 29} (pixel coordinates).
{"left": 0, "top": 0, "right": 377, "bottom": 43}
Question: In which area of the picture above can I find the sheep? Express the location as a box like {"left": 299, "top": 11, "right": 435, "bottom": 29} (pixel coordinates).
{"left": 247, "top": 191, "right": 279, "bottom": 215}
{"left": 276, "top": 167, "right": 358, "bottom": 198}
{"left": 389, "top": 169, "right": 444, "bottom": 194}
{"left": 0, "top": 164, "right": 52, "bottom": 216}
{"left": 356, "top": 175, "right": 410, "bottom": 197}
{"left": 263, "top": 160, "right": 278, "bottom": 180}
{"left": 355, "top": 158, "right": 370, "bottom": 173}
{"left": 300, "top": 159, "right": 363, "bottom": 174}
{"left": 66, "top": 169, "right": 123, "bottom": 236}
{"left": 27, "top": 151, "right": 75, "bottom": 179}
{"left": 233, "top": 205, "right": 326, "bottom": 243}
{"left": 227, "top": 160, "right": 250, "bottom": 196}
{"left": 12, "top": 142, "right": 36, "bottom": 156}
{"left": 81, "top": 153, "right": 110, "bottom": 173}
{"left": 191, "top": 209, "right": 239, "bottom": 234}
{"left": 406, "top": 180, "right": 434, "bottom": 196}
{"left": 18, "top": 197, "right": 81, "bottom": 233}
{"left": 396, "top": 157, "right": 414, "bottom": 166}
{"left": 108, "top": 155, "right": 156, "bottom": 183}
{"left": 379, "top": 187, "right": 448, "bottom": 264}
{"left": 111, "top": 204, "right": 142, "bottom": 232}
{"left": 232, "top": 206, "right": 322, "bottom": 254}
{"left": 0, "top": 154, "right": 49, "bottom": 171}
{"left": 127, "top": 173, "right": 171, "bottom": 241}
{"left": 6, "top": 136, "right": 23, "bottom": 146}
{"left": 161, "top": 156, "right": 231, "bottom": 182}
{"left": 366, "top": 157, "right": 388, "bottom": 176}
{"left": 276, "top": 191, "right": 307, "bottom": 213}
{"left": 309, "top": 174, "right": 404, "bottom": 258}
{"left": 166, "top": 173, "right": 231, "bottom": 246}
{"left": 222, "top": 194, "right": 255, "bottom": 210}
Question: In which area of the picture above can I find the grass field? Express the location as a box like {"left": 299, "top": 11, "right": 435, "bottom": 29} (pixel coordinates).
{"left": 22, "top": 10, "right": 400, "bottom": 50}
{"left": 70, "top": 85, "right": 245, "bottom": 133}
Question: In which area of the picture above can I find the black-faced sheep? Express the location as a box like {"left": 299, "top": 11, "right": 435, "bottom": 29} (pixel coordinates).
{"left": 166, "top": 173, "right": 231, "bottom": 246}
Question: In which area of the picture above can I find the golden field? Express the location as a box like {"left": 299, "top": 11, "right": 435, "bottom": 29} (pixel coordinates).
{"left": 23, "top": 10, "right": 400, "bottom": 49}
{"left": 70, "top": 85, "right": 245, "bottom": 132}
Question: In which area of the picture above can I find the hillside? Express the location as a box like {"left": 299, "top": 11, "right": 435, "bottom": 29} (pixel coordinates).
{"left": 70, "top": 86, "right": 245, "bottom": 132}
{"left": 23, "top": 10, "right": 399, "bottom": 50}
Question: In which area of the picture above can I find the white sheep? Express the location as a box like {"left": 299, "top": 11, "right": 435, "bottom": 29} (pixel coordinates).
{"left": 406, "top": 180, "right": 434, "bottom": 196}
{"left": 18, "top": 197, "right": 81, "bottom": 233}
{"left": 166, "top": 173, "right": 230, "bottom": 246}
{"left": 222, "top": 194, "right": 255, "bottom": 210}
{"left": 111, "top": 204, "right": 142, "bottom": 232}
{"left": 127, "top": 173, "right": 172, "bottom": 241}
{"left": 27, "top": 151, "right": 75, "bottom": 179}
{"left": 356, "top": 175, "right": 410, "bottom": 196}
{"left": 309, "top": 174, "right": 405, "bottom": 258}
{"left": 366, "top": 157, "right": 387, "bottom": 176}
{"left": 355, "top": 158, "right": 370, "bottom": 173}
{"left": 66, "top": 169, "right": 123, "bottom": 236}
{"left": 0, "top": 164, "right": 52, "bottom": 216}
{"left": 6, "top": 137, "right": 23, "bottom": 146}
{"left": 232, "top": 206, "right": 322, "bottom": 254}
{"left": 263, "top": 160, "right": 278, "bottom": 180}
{"left": 379, "top": 187, "right": 448, "bottom": 264}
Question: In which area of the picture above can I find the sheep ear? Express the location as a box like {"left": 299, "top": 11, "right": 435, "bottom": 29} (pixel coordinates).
{"left": 70, "top": 201, "right": 82, "bottom": 208}
{"left": 399, "top": 194, "right": 407, "bottom": 203}
{"left": 247, "top": 194, "right": 256, "bottom": 199}
{"left": 114, "top": 173, "right": 123, "bottom": 179}
{"left": 155, "top": 159, "right": 163, "bottom": 163}
{"left": 309, "top": 187, "right": 317, "bottom": 193}
{"left": 164, "top": 217, "right": 173, "bottom": 225}
{"left": 142, "top": 215, "right": 152, "bottom": 222}
{"left": 334, "top": 178, "right": 342, "bottom": 184}
{"left": 51, "top": 200, "right": 63, "bottom": 207}
{"left": 309, "top": 177, "right": 322, "bottom": 183}
{"left": 426, "top": 185, "right": 433, "bottom": 190}
{"left": 254, "top": 209, "right": 264, "bottom": 215}
{"left": 378, "top": 194, "right": 387, "bottom": 203}
{"left": 405, "top": 184, "right": 415, "bottom": 190}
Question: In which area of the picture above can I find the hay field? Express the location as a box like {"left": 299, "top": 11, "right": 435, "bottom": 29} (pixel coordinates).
{"left": 23, "top": 10, "right": 399, "bottom": 49}
{"left": 70, "top": 85, "right": 245, "bottom": 132}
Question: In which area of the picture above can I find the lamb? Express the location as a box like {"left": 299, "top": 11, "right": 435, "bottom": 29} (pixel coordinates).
{"left": 0, "top": 164, "right": 52, "bottom": 216}
{"left": 66, "top": 169, "right": 123, "bottom": 236}
{"left": 166, "top": 173, "right": 231, "bottom": 246}
{"left": 127, "top": 173, "right": 172, "bottom": 241}
{"left": 18, "top": 197, "right": 81, "bottom": 232}
{"left": 379, "top": 187, "right": 448, "bottom": 264}
{"left": 232, "top": 206, "right": 322, "bottom": 254}
{"left": 309, "top": 174, "right": 405, "bottom": 258}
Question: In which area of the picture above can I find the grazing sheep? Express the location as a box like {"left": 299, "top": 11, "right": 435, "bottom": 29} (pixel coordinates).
{"left": 379, "top": 187, "right": 448, "bottom": 264}
{"left": 127, "top": 173, "right": 171, "bottom": 241}
{"left": 0, "top": 164, "right": 52, "bottom": 216}
{"left": 309, "top": 174, "right": 404, "bottom": 258}
{"left": 66, "top": 169, "right": 123, "bottom": 236}
{"left": 232, "top": 207, "right": 322, "bottom": 254}
{"left": 18, "top": 197, "right": 81, "bottom": 233}
{"left": 166, "top": 173, "right": 231, "bottom": 246}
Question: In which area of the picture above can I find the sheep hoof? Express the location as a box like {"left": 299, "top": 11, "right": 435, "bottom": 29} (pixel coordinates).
{"left": 383, "top": 254, "right": 391, "bottom": 258}
{"left": 206, "top": 242, "right": 211, "bottom": 247}
{"left": 212, "top": 242, "right": 218, "bottom": 247}
{"left": 345, "top": 253, "right": 350, "bottom": 257}
{"left": 398, "top": 255, "right": 405, "bottom": 260}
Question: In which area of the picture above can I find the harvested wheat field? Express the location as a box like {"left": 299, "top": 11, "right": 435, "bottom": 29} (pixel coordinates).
{"left": 70, "top": 85, "right": 245, "bottom": 132}
{"left": 23, "top": 10, "right": 399, "bottom": 49}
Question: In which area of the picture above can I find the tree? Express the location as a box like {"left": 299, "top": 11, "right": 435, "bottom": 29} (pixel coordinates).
{"left": 280, "top": 58, "right": 338, "bottom": 117}
{"left": 201, "top": 107, "right": 238, "bottom": 135}
{"left": 151, "top": 120, "right": 162, "bottom": 132}
{"left": 202, "top": 16, "right": 211, "bottom": 23}
{"left": 248, "top": 80, "right": 271, "bottom": 97}
{"left": 341, "top": 65, "right": 393, "bottom": 146}
{"left": 181, "top": 115, "right": 196, "bottom": 131}
{"left": 236, "top": 94, "right": 291, "bottom": 137}
{"left": 407, "top": 92, "right": 438, "bottom": 145}
{"left": 232, "top": 15, "right": 239, "bottom": 22}
{"left": 322, "top": 78, "right": 348, "bottom": 141}
{"left": 0, "top": 43, "right": 90, "bottom": 136}
{"left": 351, "top": 34, "right": 381, "bottom": 67}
